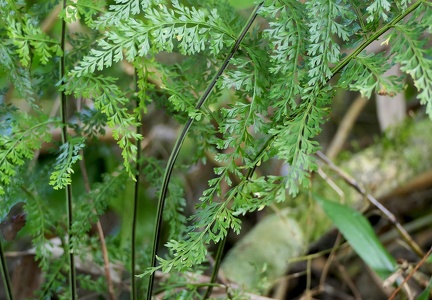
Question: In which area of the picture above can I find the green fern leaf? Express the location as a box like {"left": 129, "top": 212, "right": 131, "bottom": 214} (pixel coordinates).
{"left": 391, "top": 15, "right": 432, "bottom": 116}
{"left": 0, "top": 113, "right": 55, "bottom": 195}
{"left": 71, "top": 0, "right": 236, "bottom": 76}
{"left": 366, "top": 0, "right": 392, "bottom": 22}
{"left": 49, "top": 137, "right": 85, "bottom": 190}
{"left": 63, "top": 75, "right": 141, "bottom": 177}
{"left": 261, "top": 1, "right": 307, "bottom": 116}
{"left": 338, "top": 51, "right": 403, "bottom": 99}
{"left": 306, "top": 0, "right": 351, "bottom": 86}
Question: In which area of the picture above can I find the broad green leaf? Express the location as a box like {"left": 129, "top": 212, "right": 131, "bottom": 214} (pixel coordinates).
{"left": 314, "top": 195, "right": 397, "bottom": 279}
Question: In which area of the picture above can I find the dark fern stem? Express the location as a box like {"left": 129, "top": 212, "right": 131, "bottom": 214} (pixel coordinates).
{"left": 131, "top": 72, "right": 141, "bottom": 300}
{"left": 203, "top": 229, "right": 227, "bottom": 299}
{"left": 146, "top": 3, "right": 264, "bottom": 299}
{"left": 0, "top": 239, "right": 13, "bottom": 300}
{"left": 60, "top": 0, "right": 76, "bottom": 298}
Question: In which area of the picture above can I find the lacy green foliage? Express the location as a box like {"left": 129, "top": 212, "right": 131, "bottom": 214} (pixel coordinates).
{"left": 391, "top": 3, "right": 432, "bottom": 116}
{"left": 261, "top": 1, "right": 307, "bottom": 117}
{"left": 71, "top": 0, "right": 235, "bottom": 78}
{"left": 305, "top": 0, "right": 352, "bottom": 86}
{"left": 25, "top": 188, "right": 55, "bottom": 272}
{"left": 338, "top": 52, "right": 402, "bottom": 98}
{"left": 165, "top": 180, "right": 187, "bottom": 239}
{"left": 149, "top": 0, "right": 430, "bottom": 277}
{"left": 37, "top": 256, "right": 69, "bottom": 299}
{"left": 140, "top": 157, "right": 187, "bottom": 239}
{"left": 0, "top": 0, "right": 62, "bottom": 67}
{"left": 156, "top": 268, "right": 208, "bottom": 299}
{"left": 366, "top": 0, "right": 392, "bottom": 22}
{"left": 49, "top": 137, "right": 85, "bottom": 190}
{"left": 63, "top": 75, "right": 140, "bottom": 177}
{"left": 95, "top": 0, "right": 157, "bottom": 27}
{"left": 62, "top": 0, "right": 105, "bottom": 25}
{"left": 231, "top": 175, "right": 286, "bottom": 216}
{"left": 1, "top": 0, "right": 432, "bottom": 297}
{"left": 0, "top": 44, "right": 37, "bottom": 104}
{"left": 134, "top": 59, "right": 154, "bottom": 115}
{"left": 77, "top": 274, "right": 107, "bottom": 296}
{"left": 146, "top": 201, "right": 241, "bottom": 273}
{"left": 269, "top": 95, "right": 330, "bottom": 196}
{"left": 0, "top": 113, "right": 55, "bottom": 195}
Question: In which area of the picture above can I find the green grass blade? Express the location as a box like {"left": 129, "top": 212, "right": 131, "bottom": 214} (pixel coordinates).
{"left": 314, "top": 195, "right": 397, "bottom": 279}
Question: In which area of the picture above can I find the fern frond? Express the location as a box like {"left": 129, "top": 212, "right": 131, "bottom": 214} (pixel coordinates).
{"left": 0, "top": 114, "right": 55, "bottom": 195}
{"left": 218, "top": 55, "right": 269, "bottom": 158}
{"left": 95, "top": 0, "right": 156, "bottom": 27}
{"left": 306, "top": 0, "right": 352, "bottom": 86}
{"left": 397, "top": 0, "right": 413, "bottom": 10}
{"left": 72, "top": 170, "right": 127, "bottom": 242}
{"left": 71, "top": 0, "right": 236, "bottom": 77}
{"left": 269, "top": 93, "right": 329, "bottom": 196}
{"left": 0, "top": 43, "right": 38, "bottom": 104}
{"left": 25, "top": 190, "right": 53, "bottom": 272}
{"left": 231, "top": 175, "right": 286, "bottom": 216}
{"left": 63, "top": 75, "right": 141, "bottom": 177}
{"left": 338, "top": 51, "right": 403, "bottom": 98}
{"left": 49, "top": 137, "right": 85, "bottom": 190}
{"left": 5, "top": 15, "right": 62, "bottom": 66}
{"left": 63, "top": 0, "right": 105, "bottom": 25}
{"left": 366, "top": 0, "right": 392, "bottom": 22}
{"left": 261, "top": 1, "right": 307, "bottom": 116}
{"left": 391, "top": 14, "right": 432, "bottom": 116}
{"left": 148, "top": 202, "right": 241, "bottom": 273}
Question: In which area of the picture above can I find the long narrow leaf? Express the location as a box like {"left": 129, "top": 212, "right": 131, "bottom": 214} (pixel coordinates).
{"left": 314, "top": 195, "right": 397, "bottom": 279}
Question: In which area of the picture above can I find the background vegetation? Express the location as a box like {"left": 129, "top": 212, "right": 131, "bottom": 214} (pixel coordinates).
{"left": 1, "top": 0, "right": 432, "bottom": 299}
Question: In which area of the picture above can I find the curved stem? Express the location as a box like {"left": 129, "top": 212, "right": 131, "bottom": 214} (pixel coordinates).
{"left": 60, "top": 0, "right": 76, "bottom": 298}
{"left": 146, "top": 3, "right": 264, "bottom": 299}
{"left": 202, "top": 229, "right": 227, "bottom": 299}
{"left": 0, "top": 240, "right": 13, "bottom": 300}
{"left": 131, "top": 72, "right": 141, "bottom": 300}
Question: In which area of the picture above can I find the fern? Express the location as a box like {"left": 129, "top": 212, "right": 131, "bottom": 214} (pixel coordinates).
{"left": 338, "top": 52, "right": 403, "bottom": 98}
{"left": 305, "top": 0, "right": 351, "bottom": 87}
{"left": 76, "top": 170, "right": 127, "bottom": 230}
{"left": 0, "top": 113, "right": 55, "bottom": 195}
{"left": 62, "top": 0, "right": 105, "bottom": 25}
{"left": 71, "top": 0, "right": 236, "bottom": 77}
{"left": 366, "top": 0, "right": 392, "bottom": 22}
{"left": 1, "top": 0, "right": 431, "bottom": 298}
{"left": 5, "top": 14, "right": 62, "bottom": 66}
{"left": 63, "top": 75, "right": 141, "bottom": 177}
{"left": 147, "top": 201, "right": 241, "bottom": 273}
{"left": 261, "top": 1, "right": 307, "bottom": 116}
{"left": 269, "top": 94, "right": 330, "bottom": 196}
{"left": 49, "top": 137, "right": 85, "bottom": 190}
{"left": 95, "top": 0, "right": 156, "bottom": 27}
{"left": 391, "top": 6, "right": 432, "bottom": 116}
{"left": 0, "top": 44, "right": 38, "bottom": 105}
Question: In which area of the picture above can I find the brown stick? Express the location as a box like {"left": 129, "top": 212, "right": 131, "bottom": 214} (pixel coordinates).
{"left": 388, "top": 247, "right": 432, "bottom": 300}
